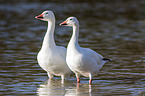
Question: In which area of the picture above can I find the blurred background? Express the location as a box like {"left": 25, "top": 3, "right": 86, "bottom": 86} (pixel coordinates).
{"left": 0, "top": 0, "right": 145, "bottom": 95}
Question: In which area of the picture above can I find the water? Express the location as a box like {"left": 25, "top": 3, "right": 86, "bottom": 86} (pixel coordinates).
{"left": 0, "top": 0, "right": 145, "bottom": 95}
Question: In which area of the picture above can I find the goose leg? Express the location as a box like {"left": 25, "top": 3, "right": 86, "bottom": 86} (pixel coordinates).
{"left": 76, "top": 73, "right": 80, "bottom": 83}
{"left": 61, "top": 75, "right": 65, "bottom": 84}
{"left": 47, "top": 72, "right": 54, "bottom": 79}
{"left": 89, "top": 79, "right": 92, "bottom": 84}
{"left": 89, "top": 74, "right": 92, "bottom": 84}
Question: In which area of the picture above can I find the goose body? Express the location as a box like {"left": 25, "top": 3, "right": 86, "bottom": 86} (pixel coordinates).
{"left": 60, "top": 17, "right": 110, "bottom": 84}
{"left": 35, "top": 11, "right": 71, "bottom": 82}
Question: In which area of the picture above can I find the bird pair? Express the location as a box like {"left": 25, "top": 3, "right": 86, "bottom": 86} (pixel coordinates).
{"left": 35, "top": 11, "right": 110, "bottom": 84}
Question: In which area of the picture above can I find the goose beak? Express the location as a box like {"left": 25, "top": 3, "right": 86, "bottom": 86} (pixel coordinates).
{"left": 35, "top": 14, "right": 44, "bottom": 19}
{"left": 60, "top": 20, "right": 68, "bottom": 26}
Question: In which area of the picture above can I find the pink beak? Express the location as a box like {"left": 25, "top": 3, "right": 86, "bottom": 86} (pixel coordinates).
{"left": 60, "top": 20, "right": 67, "bottom": 26}
{"left": 35, "top": 14, "right": 44, "bottom": 19}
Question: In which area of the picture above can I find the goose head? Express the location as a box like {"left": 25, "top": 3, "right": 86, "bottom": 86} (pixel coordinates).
{"left": 60, "top": 17, "right": 79, "bottom": 27}
{"left": 35, "top": 11, "right": 55, "bottom": 21}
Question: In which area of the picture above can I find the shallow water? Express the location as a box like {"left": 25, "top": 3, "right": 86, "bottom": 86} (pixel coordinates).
{"left": 0, "top": 0, "right": 145, "bottom": 95}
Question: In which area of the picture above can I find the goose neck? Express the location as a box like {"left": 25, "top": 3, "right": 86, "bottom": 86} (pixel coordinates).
{"left": 72, "top": 25, "right": 79, "bottom": 43}
{"left": 68, "top": 25, "right": 80, "bottom": 51}
{"left": 42, "top": 20, "right": 56, "bottom": 49}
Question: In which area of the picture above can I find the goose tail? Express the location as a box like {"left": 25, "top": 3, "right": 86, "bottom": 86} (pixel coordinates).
{"left": 99, "top": 58, "right": 111, "bottom": 70}
{"left": 102, "top": 58, "right": 111, "bottom": 62}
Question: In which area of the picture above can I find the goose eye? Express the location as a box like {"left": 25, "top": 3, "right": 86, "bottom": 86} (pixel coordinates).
{"left": 70, "top": 19, "right": 72, "bottom": 20}
{"left": 46, "top": 13, "right": 48, "bottom": 15}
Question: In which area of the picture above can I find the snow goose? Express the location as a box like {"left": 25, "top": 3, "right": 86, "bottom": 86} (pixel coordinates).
{"left": 35, "top": 11, "right": 71, "bottom": 83}
{"left": 60, "top": 17, "right": 110, "bottom": 84}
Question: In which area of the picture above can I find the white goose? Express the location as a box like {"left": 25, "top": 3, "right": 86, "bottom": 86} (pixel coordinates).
{"left": 60, "top": 17, "right": 110, "bottom": 84}
{"left": 35, "top": 11, "right": 71, "bottom": 83}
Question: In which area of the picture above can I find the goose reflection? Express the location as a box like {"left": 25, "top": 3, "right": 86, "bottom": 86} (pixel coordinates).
{"left": 37, "top": 79, "right": 94, "bottom": 96}
{"left": 37, "top": 79, "right": 66, "bottom": 96}
{"left": 65, "top": 84, "right": 93, "bottom": 96}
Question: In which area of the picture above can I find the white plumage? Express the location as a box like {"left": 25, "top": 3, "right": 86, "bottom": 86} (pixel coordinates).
{"left": 60, "top": 17, "right": 110, "bottom": 84}
{"left": 35, "top": 11, "right": 71, "bottom": 83}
